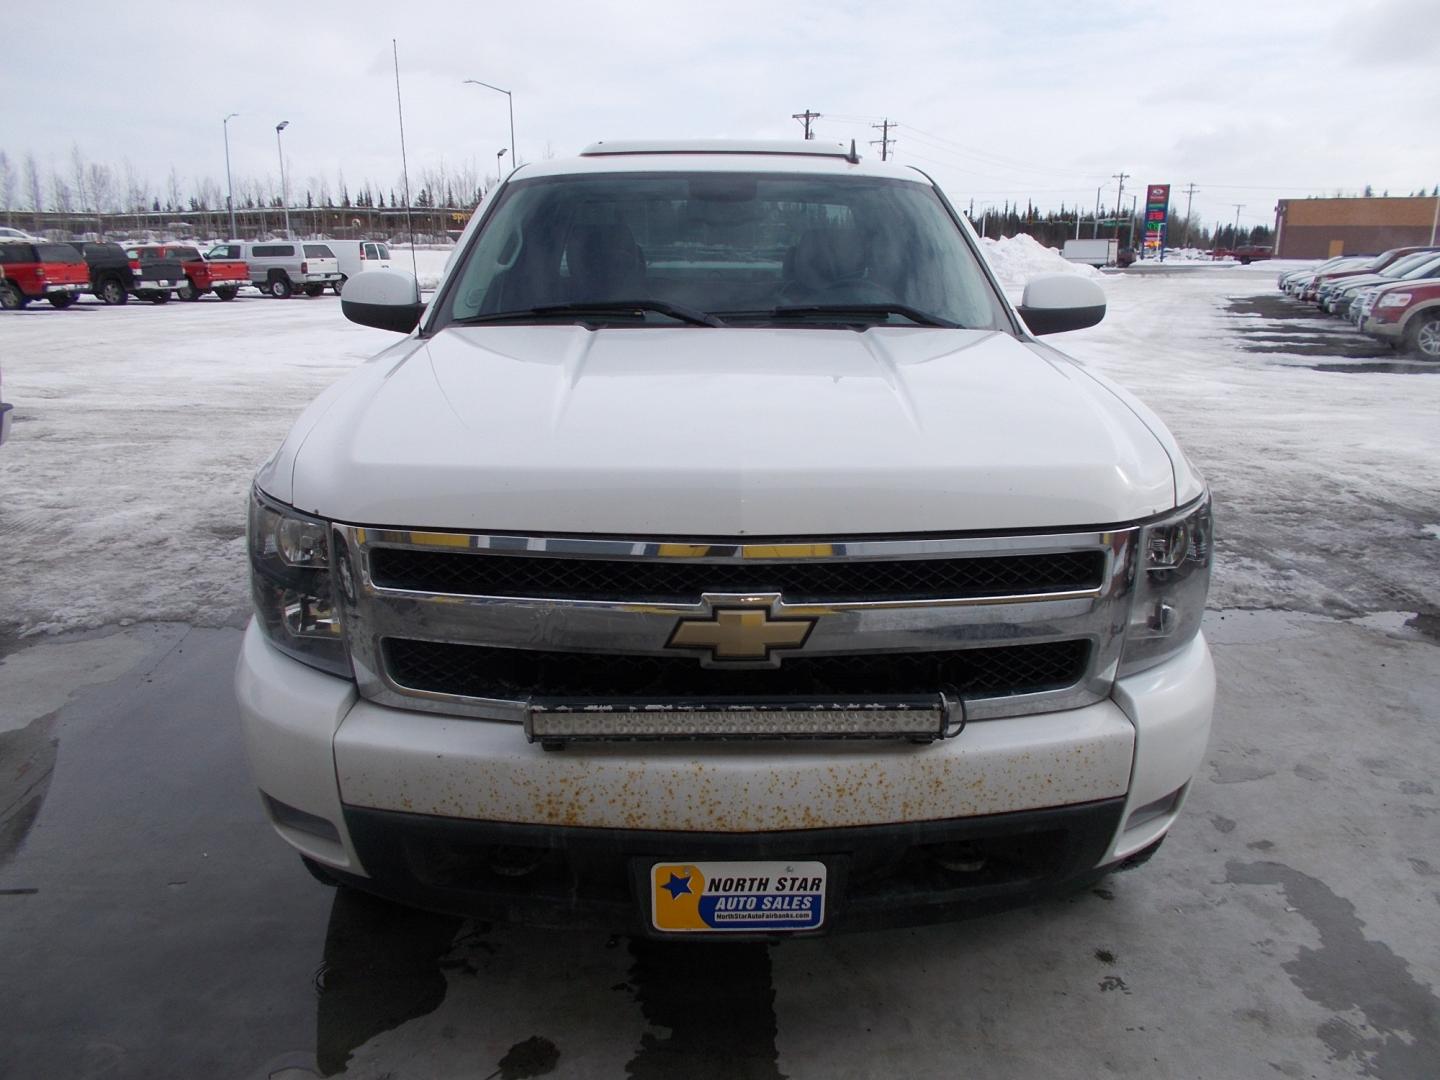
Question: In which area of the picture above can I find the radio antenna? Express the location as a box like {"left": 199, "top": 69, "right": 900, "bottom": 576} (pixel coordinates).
{"left": 392, "top": 39, "right": 419, "bottom": 291}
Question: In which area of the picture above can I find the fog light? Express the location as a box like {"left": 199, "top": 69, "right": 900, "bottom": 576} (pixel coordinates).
{"left": 1124, "top": 786, "right": 1186, "bottom": 833}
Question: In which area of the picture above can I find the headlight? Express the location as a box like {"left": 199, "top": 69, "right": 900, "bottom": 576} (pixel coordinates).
{"left": 247, "top": 488, "right": 351, "bottom": 677}
{"left": 1119, "top": 494, "right": 1213, "bottom": 677}
{"left": 1378, "top": 293, "right": 1411, "bottom": 309}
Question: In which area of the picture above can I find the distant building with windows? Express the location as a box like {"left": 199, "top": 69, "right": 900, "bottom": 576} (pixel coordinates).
{"left": 1274, "top": 195, "right": 1440, "bottom": 258}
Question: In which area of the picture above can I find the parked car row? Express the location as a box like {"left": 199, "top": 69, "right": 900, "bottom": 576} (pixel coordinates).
{"left": 1278, "top": 245, "right": 1440, "bottom": 359}
{"left": 0, "top": 237, "right": 391, "bottom": 310}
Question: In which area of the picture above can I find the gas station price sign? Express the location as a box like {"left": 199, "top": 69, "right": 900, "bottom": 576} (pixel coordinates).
{"left": 1144, "top": 183, "right": 1170, "bottom": 254}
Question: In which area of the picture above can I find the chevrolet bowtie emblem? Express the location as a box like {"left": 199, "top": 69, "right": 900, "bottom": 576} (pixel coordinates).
{"left": 667, "top": 607, "right": 816, "bottom": 662}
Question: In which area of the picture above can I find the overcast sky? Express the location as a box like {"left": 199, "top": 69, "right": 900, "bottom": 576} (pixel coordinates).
{"left": 5, "top": 0, "right": 1437, "bottom": 232}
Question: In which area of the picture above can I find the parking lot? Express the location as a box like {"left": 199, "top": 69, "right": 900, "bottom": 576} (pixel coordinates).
{"left": 2, "top": 264, "right": 1438, "bottom": 1079}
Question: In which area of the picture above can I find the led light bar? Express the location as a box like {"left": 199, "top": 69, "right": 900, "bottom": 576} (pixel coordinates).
{"left": 525, "top": 696, "right": 961, "bottom": 747}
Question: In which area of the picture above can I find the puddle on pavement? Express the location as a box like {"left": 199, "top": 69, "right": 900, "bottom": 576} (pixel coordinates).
{"left": 314, "top": 890, "right": 463, "bottom": 1075}
{"left": 625, "top": 938, "right": 784, "bottom": 1079}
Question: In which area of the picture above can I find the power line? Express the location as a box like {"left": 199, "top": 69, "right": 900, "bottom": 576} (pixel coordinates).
{"left": 870, "top": 118, "right": 895, "bottom": 162}
{"left": 791, "top": 109, "right": 821, "bottom": 140}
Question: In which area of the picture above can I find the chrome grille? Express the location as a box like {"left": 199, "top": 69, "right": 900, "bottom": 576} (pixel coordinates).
{"left": 384, "top": 637, "right": 1091, "bottom": 701}
{"left": 334, "top": 526, "right": 1138, "bottom": 725}
{"left": 368, "top": 547, "right": 1106, "bottom": 603}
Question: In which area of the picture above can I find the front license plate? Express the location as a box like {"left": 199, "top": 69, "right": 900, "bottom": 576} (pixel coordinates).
{"left": 651, "top": 860, "right": 825, "bottom": 933}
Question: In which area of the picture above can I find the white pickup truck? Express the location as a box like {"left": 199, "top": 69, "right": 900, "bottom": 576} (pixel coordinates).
{"left": 236, "top": 140, "right": 1214, "bottom": 936}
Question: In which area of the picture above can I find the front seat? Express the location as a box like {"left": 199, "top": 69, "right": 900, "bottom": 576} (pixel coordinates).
{"left": 782, "top": 227, "right": 870, "bottom": 303}
{"left": 565, "top": 223, "right": 647, "bottom": 301}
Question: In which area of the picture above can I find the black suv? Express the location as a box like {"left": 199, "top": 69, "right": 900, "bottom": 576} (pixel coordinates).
{"left": 122, "top": 245, "right": 185, "bottom": 304}
{"left": 65, "top": 242, "right": 136, "bottom": 305}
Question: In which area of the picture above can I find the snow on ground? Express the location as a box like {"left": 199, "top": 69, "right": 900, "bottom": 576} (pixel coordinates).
{"left": 1, "top": 263, "right": 1437, "bottom": 637}
{"left": 0, "top": 295, "right": 396, "bottom": 635}
{"left": 978, "top": 233, "right": 1100, "bottom": 287}
{"left": 386, "top": 245, "right": 454, "bottom": 290}
{"left": 1061, "top": 262, "right": 1440, "bottom": 617}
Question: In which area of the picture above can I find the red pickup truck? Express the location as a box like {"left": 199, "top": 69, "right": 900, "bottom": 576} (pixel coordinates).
{"left": 137, "top": 244, "right": 249, "bottom": 301}
{"left": 0, "top": 240, "right": 92, "bottom": 309}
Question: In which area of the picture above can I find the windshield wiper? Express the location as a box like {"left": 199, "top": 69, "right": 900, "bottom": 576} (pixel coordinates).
{"left": 761, "top": 303, "right": 959, "bottom": 328}
{"left": 454, "top": 300, "right": 726, "bottom": 328}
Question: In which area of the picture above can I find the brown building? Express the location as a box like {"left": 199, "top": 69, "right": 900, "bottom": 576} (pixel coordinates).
{"left": 1275, "top": 195, "right": 1440, "bottom": 258}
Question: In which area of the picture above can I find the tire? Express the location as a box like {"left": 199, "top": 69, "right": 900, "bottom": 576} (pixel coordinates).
{"left": 267, "top": 275, "right": 293, "bottom": 299}
{"left": 1, "top": 283, "right": 28, "bottom": 310}
{"left": 1406, "top": 311, "right": 1440, "bottom": 361}
{"left": 48, "top": 295, "right": 76, "bottom": 309}
{"left": 303, "top": 284, "right": 324, "bottom": 297}
{"left": 98, "top": 277, "right": 128, "bottom": 305}
{"left": 214, "top": 285, "right": 238, "bottom": 301}
{"left": 176, "top": 279, "right": 200, "bottom": 301}
{"left": 333, "top": 275, "right": 347, "bottom": 296}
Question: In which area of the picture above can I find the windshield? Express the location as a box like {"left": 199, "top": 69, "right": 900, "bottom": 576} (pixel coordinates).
{"left": 1401, "top": 254, "right": 1440, "bottom": 279}
{"left": 433, "top": 171, "right": 1008, "bottom": 331}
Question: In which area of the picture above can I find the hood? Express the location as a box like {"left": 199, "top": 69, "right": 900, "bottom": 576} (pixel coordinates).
{"left": 280, "top": 326, "right": 1178, "bottom": 535}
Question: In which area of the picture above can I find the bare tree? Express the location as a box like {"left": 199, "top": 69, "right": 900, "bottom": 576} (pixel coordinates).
{"left": 71, "top": 143, "right": 90, "bottom": 213}
{"left": 0, "top": 152, "right": 15, "bottom": 224}
{"left": 23, "top": 154, "right": 42, "bottom": 218}
{"left": 166, "top": 166, "right": 183, "bottom": 212}
{"left": 122, "top": 157, "right": 148, "bottom": 213}
{"left": 51, "top": 170, "right": 74, "bottom": 214}
{"left": 87, "top": 163, "right": 116, "bottom": 213}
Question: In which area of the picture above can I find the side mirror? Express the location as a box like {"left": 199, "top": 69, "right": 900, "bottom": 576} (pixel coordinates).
{"left": 1017, "top": 274, "right": 1106, "bottom": 335}
{"left": 341, "top": 268, "right": 424, "bottom": 334}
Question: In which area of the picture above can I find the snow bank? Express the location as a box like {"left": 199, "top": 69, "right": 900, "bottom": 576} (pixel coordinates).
{"left": 978, "top": 233, "right": 1100, "bottom": 288}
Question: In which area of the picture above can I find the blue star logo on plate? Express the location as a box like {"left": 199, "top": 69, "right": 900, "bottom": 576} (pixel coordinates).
{"left": 661, "top": 871, "right": 693, "bottom": 900}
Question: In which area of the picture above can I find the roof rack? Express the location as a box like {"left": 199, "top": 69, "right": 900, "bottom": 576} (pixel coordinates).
{"left": 581, "top": 139, "right": 861, "bottom": 162}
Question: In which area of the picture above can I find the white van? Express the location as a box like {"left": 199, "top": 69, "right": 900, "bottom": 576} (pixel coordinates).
{"left": 325, "top": 240, "right": 391, "bottom": 294}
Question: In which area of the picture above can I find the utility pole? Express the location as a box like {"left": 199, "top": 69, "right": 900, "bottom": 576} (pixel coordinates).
{"left": 223, "top": 113, "right": 239, "bottom": 240}
{"left": 1112, "top": 171, "right": 1129, "bottom": 238}
{"left": 275, "top": 120, "right": 292, "bottom": 240}
{"left": 870, "top": 119, "right": 895, "bottom": 162}
{"left": 1093, "top": 185, "right": 1103, "bottom": 239}
{"left": 792, "top": 109, "right": 821, "bottom": 140}
{"left": 1181, "top": 183, "right": 1199, "bottom": 249}
{"left": 1232, "top": 203, "right": 1245, "bottom": 250}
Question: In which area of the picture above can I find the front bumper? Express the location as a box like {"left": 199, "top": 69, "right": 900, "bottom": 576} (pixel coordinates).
{"left": 1363, "top": 316, "right": 1404, "bottom": 341}
{"left": 235, "top": 620, "right": 1215, "bottom": 928}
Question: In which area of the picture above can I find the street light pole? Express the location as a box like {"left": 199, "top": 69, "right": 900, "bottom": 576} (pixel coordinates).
{"left": 496, "top": 148, "right": 508, "bottom": 186}
{"left": 1232, "top": 203, "right": 1245, "bottom": 252}
{"left": 463, "top": 79, "right": 516, "bottom": 167}
{"left": 275, "top": 120, "right": 293, "bottom": 239}
{"left": 223, "top": 113, "right": 239, "bottom": 239}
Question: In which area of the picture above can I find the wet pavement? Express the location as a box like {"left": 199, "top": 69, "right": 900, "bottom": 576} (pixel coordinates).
{"left": 3, "top": 611, "right": 1439, "bottom": 1080}
{"left": 1225, "top": 295, "right": 1438, "bottom": 372}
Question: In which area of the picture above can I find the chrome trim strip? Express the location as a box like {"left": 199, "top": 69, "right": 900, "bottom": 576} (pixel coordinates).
{"left": 332, "top": 525, "right": 1137, "bottom": 727}
{"left": 356, "top": 526, "right": 1121, "bottom": 562}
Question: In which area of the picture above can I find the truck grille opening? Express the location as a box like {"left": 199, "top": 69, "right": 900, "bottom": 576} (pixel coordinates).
{"left": 382, "top": 638, "right": 1090, "bottom": 702}
{"left": 367, "top": 548, "right": 1105, "bottom": 604}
